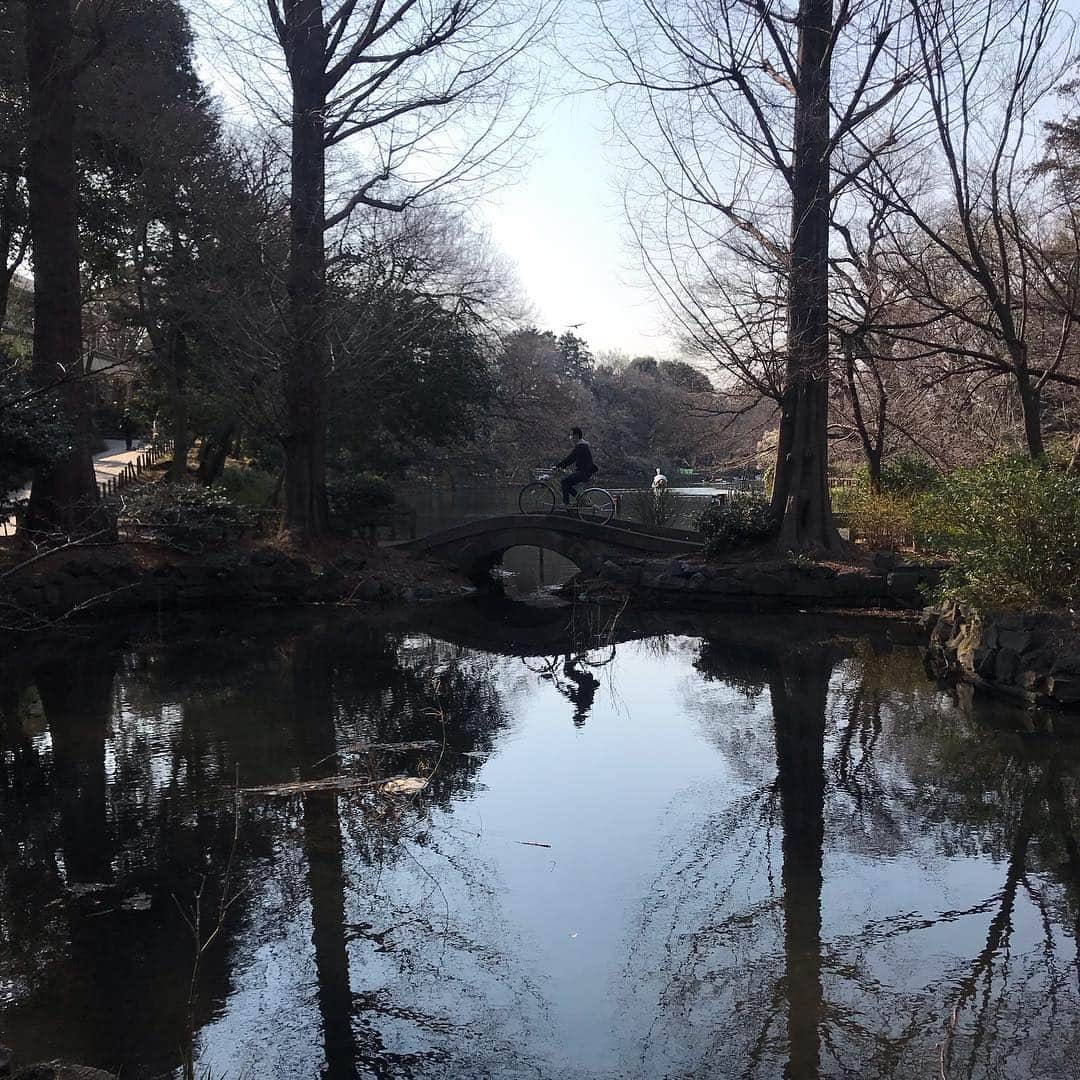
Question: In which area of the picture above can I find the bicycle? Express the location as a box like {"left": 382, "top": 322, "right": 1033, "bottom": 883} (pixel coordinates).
{"left": 518, "top": 469, "right": 617, "bottom": 524}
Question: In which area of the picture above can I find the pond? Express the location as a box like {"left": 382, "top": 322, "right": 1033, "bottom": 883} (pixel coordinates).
{"left": 1, "top": 602, "right": 1079, "bottom": 1079}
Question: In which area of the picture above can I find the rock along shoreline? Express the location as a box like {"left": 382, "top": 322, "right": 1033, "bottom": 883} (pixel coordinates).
{"left": 924, "top": 600, "right": 1080, "bottom": 710}
{"left": 591, "top": 551, "right": 944, "bottom": 609}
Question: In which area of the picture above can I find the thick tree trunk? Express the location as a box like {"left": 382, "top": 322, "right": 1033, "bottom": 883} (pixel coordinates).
{"left": 1015, "top": 371, "right": 1045, "bottom": 460}
{"left": 166, "top": 327, "right": 190, "bottom": 483}
{"left": 197, "top": 423, "right": 236, "bottom": 485}
{"left": 284, "top": 0, "right": 330, "bottom": 540}
{"left": 770, "top": 0, "right": 845, "bottom": 554}
{"left": 20, "top": 0, "right": 105, "bottom": 538}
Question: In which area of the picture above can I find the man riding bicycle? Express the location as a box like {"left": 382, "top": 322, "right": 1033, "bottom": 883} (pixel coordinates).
{"left": 555, "top": 427, "right": 597, "bottom": 507}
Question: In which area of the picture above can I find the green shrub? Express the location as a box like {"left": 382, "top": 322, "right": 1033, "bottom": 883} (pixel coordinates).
{"left": 625, "top": 487, "right": 681, "bottom": 529}
{"left": 923, "top": 455, "right": 1080, "bottom": 610}
{"left": 1, "top": 355, "right": 70, "bottom": 505}
{"left": 122, "top": 483, "right": 254, "bottom": 546}
{"left": 846, "top": 489, "right": 920, "bottom": 549}
{"left": 216, "top": 464, "right": 279, "bottom": 508}
{"left": 878, "top": 453, "right": 940, "bottom": 495}
{"left": 326, "top": 471, "right": 395, "bottom": 529}
{"left": 695, "top": 493, "right": 774, "bottom": 556}
{"left": 830, "top": 482, "right": 864, "bottom": 514}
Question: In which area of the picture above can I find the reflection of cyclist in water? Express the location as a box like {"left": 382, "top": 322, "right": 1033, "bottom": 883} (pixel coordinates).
{"left": 524, "top": 646, "right": 612, "bottom": 726}
{"left": 560, "top": 655, "right": 600, "bottom": 726}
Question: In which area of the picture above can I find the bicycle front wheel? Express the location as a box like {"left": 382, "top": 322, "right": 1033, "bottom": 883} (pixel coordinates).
{"left": 575, "top": 488, "right": 616, "bottom": 525}
{"left": 519, "top": 481, "right": 556, "bottom": 515}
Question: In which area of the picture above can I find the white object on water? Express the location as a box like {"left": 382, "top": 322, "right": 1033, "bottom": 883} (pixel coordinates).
{"left": 652, "top": 468, "right": 668, "bottom": 492}
{"left": 381, "top": 777, "right": 429, "bottom": 795}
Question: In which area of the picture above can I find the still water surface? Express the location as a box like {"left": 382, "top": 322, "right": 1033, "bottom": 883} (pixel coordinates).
{"left": 1, "top": 603, "right": 1079, "bottom": 1078}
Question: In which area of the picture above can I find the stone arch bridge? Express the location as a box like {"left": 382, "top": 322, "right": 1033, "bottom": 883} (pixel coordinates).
{"left": 387, "top": 513, "right": 703, "bottom": 581}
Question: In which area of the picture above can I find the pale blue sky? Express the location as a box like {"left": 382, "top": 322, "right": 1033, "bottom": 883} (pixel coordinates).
{"left": 482, "top": 86, "right": 674, "bottom": 357}
{"left": 190, "top": 0, "right": 674, "bottom": 359}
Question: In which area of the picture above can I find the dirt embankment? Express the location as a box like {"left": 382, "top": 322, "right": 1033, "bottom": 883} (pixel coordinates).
{"left": 585, "top": 548, "right": 945, "bottom": 610}
{"left": 0, "top": 537, "right": 470, "bottom": 633}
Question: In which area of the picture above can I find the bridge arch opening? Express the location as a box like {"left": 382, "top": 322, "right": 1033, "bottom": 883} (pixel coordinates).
{"left": 491, "top": 545, "right": 582, "bottom": 596}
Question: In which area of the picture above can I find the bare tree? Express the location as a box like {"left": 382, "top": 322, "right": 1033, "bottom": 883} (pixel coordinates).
{"left": 829, "top": 174, "right": 953, "bottom": 481}
{"left": 218, "top": 0, "right": 552, "bottom": 540}
{"left": 851, "top": 0, "right": 1079, "bottom": 461}
{"left": 595, "top": 0, "right": 919, "bottom": 551}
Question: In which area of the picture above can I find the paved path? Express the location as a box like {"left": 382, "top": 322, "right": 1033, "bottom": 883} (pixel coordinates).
{"left": 1, "top": 439, "right": 146, "bottom": 537}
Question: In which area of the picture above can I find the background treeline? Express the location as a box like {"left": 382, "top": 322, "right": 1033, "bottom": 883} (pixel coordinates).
{"left": 0, "top": 0, "right": 730, "bottom": 519}
{"left": 603, "top": 0, "right": 1080, "bottom": 485}
{"left": 4, "top": 0, "right": 1080, "bottom": 561}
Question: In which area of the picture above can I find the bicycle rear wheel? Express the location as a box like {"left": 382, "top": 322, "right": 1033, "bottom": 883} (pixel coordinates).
{"left": 518, "top": 481, "right": 556, "bottom": 515}
{"left": 574, "top": 487, "right": 616, "bottom": 525}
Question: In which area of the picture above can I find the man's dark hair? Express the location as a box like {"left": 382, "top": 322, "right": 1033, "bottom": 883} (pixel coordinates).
{"left": 570, "top": 426, "right": 583, "bottom": 439}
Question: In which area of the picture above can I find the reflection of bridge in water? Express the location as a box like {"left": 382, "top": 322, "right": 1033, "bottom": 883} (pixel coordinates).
{"left": 386, "top": 513, "right": 704, "bottom": 581}
{"left": 413, "top": 595, "right": 926, "bottom": 661}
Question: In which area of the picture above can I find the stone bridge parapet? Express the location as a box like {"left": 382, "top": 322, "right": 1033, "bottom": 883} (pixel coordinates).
{"left": 386, "top": 514, "right": 704, "bottom": 581}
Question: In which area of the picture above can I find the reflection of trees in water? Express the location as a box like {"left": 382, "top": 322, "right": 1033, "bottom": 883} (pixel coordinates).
{"left": 254, "top": 631, "right": 545, "bottom": 1079}
{"left": 0, "top": 641, "right": 237, "bottom": 1074}
{"left": 0, "top": 615, "right": 542, "bottom": 1078}
{"left": 628, "top": 629, "right": 1080, "bottom": 1080}
{"left": 4, "top": 611, "right": 1079, "bottom": 1077}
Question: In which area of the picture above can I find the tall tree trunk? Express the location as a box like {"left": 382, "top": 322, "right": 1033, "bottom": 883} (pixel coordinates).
{"left": 197, "top": 423, "right": 236, "bottom": 486}
{"left": 770, "top": 0, "right": 845, "bottom": 554}
{"left": 167, "top": 327, "right": 190, "bottom": 483}
{"left": 21, "top": 0, "right": 104, "bottom": 538}
{"left": 1015, "top": 369, "right": 1045, "bottom": 460}
{"left": 284, "top": 0, "right": 330, "bottom": 540}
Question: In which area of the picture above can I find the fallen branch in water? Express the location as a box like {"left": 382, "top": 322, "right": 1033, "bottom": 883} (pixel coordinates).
{"left": 381, "top": 777, "right": 429, "bottom": 795}
{"left": 342, "top": 738, "right": 443, "bottom": 754}
{"left": 244, "top": 776, "right": 381, "bottom": 796}
{"left": 244, "top": 774, "right": 431, "bottom": 798}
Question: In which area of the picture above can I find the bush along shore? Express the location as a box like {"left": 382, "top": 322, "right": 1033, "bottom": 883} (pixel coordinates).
{"left": 589, "top": 463, "right": 1080, "bottom": 711}
{"left": 0, "top": 463, "right": 468, "bottom": 633}
{"left": 585, "top": 489, "right": 944, "bottom": 609}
